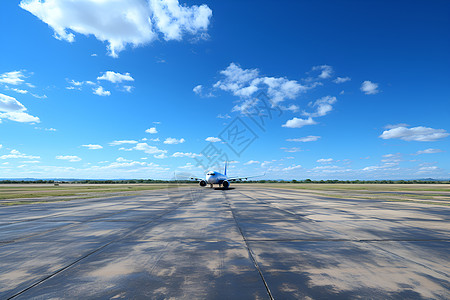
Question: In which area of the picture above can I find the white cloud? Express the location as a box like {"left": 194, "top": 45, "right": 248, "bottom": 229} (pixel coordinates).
{"left": 193, "top": 84, "right": 214, "bottom": 98}
{"left": 282, "top": 164, "right": 302, "bottom": 171}
{"left": 205, "top": 137, "right": 221, "bottom": 143}
{"left": 361, "top": 80, "right": 379, "bottom": 95}
{"left": 20, "top": 0, "right": 212, "bottom": 58}
{"left": 172, "top": 152, "right": 201, "bottom": 158}
{"left": 418, "top": 166, "right": 438, "bottom": 172}
{"left": 10, "top": 88, "right": 28, "bottom": 94}
{"left": 317, "top": 158, "right": 333, "bottom": 163}
{"left": 97, "top": 71, "right": 134, "bottom": 83}
{"left": 380, "top": 126, "right": 449, "bottom": 142}
{"left": 304, "top": 96, "right": 337, "bottom": 117}
{"left": 214, "top": 63, "right": 312, "bottom": 108}
{"left": 116, "top": 157, "right": 131, "bottom": 162}
{"left": 415, "top": 148, "right": 443, "bottom": 155}
{"left": 0, "top": 71, "right": 26, "bottom": 85}
{"left": 193, "top": 85, "right": 203, "bottom": 94}
{"left": 109, "top": 140, "right": 138, "bottom": 146}
{"left": 333, "top": 77, "right": 351, "bottom": 84}
{"left": 93, "top": 86, "right": 111, "bottom": 96}
{"left": 0, "top": 144, "right": 2, "bottom": 149}
{"left": 154, "top": 153, "right": 167, "bottom": 159}
{"left": 124, "top": 86, "right": 133, "bottom": 93}
{"left": 164, "top": 137, "right": 185, "bottom": 144}
{"left": 244, "top": 160, "right": 260, "bottom": 165}
{"left": 0, "top": 93, "right": 40, "bottom": 123}
{"left": 56, "top": 155, "right": 81, "bottom": 162}
{"left": 0, "top": 149, "right": 40, "bottom": 160}
{"left": 69, "top": 79, "right": 83, "bottom": 86}
{"left": 280, "top": 104, "right": 299, "bottom": 112}
{"left": 21, "top": 160, "right": 40, "bottom": 164}
{"left": 281, "top": 147, "right": 301, "bottom": 153}
{"left": 133, "top": 142, "right": 167, "bottom": 154}
{"left": 282, "top": 117, "right": 316, "bottom": 128}
{"left": 287, "top": 136, "right": 321, "bottom": 142}
{"left": 145, "top": 127, "right": 158, "bottom": 134}
{"left": 384, "top": 123, "right": 409, "bottom": 129}
{"left": 312, "top": 65, "right": 333, "bottom": 79}
{"left": 217, "top": 114, "right": 231, "bottom": 119}
{"left": 82, "top": 144, "right": 103, "bottom": 150}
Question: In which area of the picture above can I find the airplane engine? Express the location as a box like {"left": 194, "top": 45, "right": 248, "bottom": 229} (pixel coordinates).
{"left": 222, "top": 180, "right": 230, "bottom": 189}
{"left": 199, "top": 180, "right": 207, "bottom": 187}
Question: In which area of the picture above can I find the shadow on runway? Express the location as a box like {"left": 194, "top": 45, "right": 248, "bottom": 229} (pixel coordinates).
{"left": 213, "top": 187, "right": 235, "bottom": 191}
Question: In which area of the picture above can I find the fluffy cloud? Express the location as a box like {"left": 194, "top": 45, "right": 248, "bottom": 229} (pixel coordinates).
{"left": 145, "top": 127, "right": 158, "bottom": 134}
{"left": 20, "top": 0, "right": 212, "bottom": 57}
{"left": 312, "top": 65, "right": 333, "bottom": 79}
{"left": 415, "top": 148, "right": 443, "bottom": 155}
{"left": 82, "top": 144, "right": 103, "bottom": 150}
{"left": 287, "top": 136, "right": 321, "bottom": 142}
{"left": 154, "top": 153, "right": 167, "bottom": 159}
{"left": 97, "top": 71, "right": 134, "bottom": 83}
{"left": 317, "top": 158, "right": 333, "bottom": 163}
{"left": 304, "top": 96, "right": 337, "bottom": 117}
{"left": 172, "top": 152, "right": 201, "bottom": 158}
{"left": 109, "top": 140, "right": 138, "bottom": 146}
{"left": 56, "top": 155, "right": 81, "bottom": 162}
{"left": 0, "top": 149, "right": 40, "bottom": 160}
{"left": 164, "top": 137, "right": 185, "bottom": 144}
{"left": 133, "top": 142, "right": 167, "bottom": 154}
{"left": 214, "top": 63, "right": 311, "bottom": 107}
{"left": 380, "top": 126, "right": 449, "bottom": 142}
{"left": 333, "top": 76, "right": 351, "bottom": 83}
{"left": 93, "top": 86, "right": 111, "bottom": 96}
{"left": 193, "top": 85, "right": 203, "bottom": 95}
{"left": 281, "top": 147, "right": 301, "bottom": 153}
{"left": 282, "top": 117, "right": 316, "bottom": 128}
{"left": 361, "top": 80, "right": 379, "bottom": 95}
{"left": 282, "top": 164, "right": 302, "bottom": 171}
{"left": 0, "top": 71, "right": 26, "bottom": 85}
{"left": 217, "top": 114, "right": 231, "bottom": 119}
{"left": 0, "top": 93, "right": 40, "bottom": 123}
{"left": 193, "top": 84, "right": 214, "bottom": 98}
{"left": 205, "top": 137, "right": 221, "bottom": 143}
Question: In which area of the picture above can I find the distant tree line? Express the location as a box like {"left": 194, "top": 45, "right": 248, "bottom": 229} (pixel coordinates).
{"left": 0, "top": 179, "right": 449, "bottom": 184}
{"left": 246, "top": 179, "right": 450, "bottom": 184}
{"left": 0, "top": 179, "right": 189, "bottom": 184}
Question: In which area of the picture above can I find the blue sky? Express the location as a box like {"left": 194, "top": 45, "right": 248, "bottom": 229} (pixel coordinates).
{"left": 0, "top": 0, "right": 449, "bottom": 180}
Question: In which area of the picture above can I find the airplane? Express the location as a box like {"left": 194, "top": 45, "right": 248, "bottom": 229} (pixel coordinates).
{"left": 190, "top": 161, "right": 264, "bottom": 189}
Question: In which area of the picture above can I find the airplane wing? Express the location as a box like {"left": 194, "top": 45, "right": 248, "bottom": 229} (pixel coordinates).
{"left": 228, "top": 173, "right": 265, "bottom": 182}
{"left": 189, "top": 176, "right": 204, "bottom": 181}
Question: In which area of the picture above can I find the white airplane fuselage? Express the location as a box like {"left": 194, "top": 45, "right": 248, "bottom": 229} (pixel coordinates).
{"left": 206, "top": 171, "right": 228, "bottom": 185}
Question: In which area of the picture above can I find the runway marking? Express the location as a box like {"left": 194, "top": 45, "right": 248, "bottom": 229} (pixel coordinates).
{"left": 6, "top": 188, "right": 201, "bottom": 299}
{"left": 0, "top": 192, "right": 189, "bottom": 246}
{"left": 238, "top": 187, "right": 450, "bottom": 283}
{"left": 222, "top": 190, "right": 274, "bottom": 300}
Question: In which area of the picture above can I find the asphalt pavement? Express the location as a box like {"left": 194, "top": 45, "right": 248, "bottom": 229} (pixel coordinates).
{"left": 0, "top": 186, "right": 449, "bottom": 299}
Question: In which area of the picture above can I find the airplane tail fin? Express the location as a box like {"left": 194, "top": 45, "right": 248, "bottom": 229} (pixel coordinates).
{"left": 224, "top": 160, "right": 227, "bottom": 176}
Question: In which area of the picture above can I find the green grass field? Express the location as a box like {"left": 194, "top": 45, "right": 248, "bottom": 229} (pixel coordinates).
{"left": 1, "top": 183, "right": 449, "bottom": 206}
{"left": 0, "top": 184, "right": 179, "bottom": 205}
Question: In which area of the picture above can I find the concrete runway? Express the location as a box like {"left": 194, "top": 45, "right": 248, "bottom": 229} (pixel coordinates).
{"left": 0, "top": 186, "right": 449, "bottom": 299}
